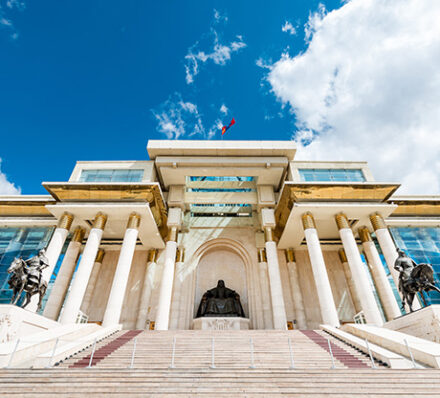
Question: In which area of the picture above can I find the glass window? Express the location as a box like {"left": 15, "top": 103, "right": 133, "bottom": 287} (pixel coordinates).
{"left": 298, "top": 168, "right": 366, "bottom": 182}
{"left": 0, "top": 227, "right": 55, "bottom": 305}
{"left": 79, "top": 169, "right": 144, "bottom": 182}
{"left": 390, "top": 227, "right": 440, "bottom": 305}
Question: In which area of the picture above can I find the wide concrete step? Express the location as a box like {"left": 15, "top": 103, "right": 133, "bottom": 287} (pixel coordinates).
{"left": 1, "top": 369, "right": 439, "bottom": 396}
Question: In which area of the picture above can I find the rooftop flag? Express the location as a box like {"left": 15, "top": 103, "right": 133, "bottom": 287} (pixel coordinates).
{"left": 221, "top": 118, "right": 236, "bottom": 135}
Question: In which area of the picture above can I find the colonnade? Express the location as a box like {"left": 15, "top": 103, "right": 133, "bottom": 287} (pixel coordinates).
{"left": 39, "top": 208, "right": 403, "bottom": 329}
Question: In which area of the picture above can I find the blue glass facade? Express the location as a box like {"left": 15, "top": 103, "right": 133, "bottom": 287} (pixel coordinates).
{"left": 390, "top": 227, "right": 440, "bottom": 305}
{"left": 299, "top": 168, "right": 366, "bottom": 182}
{"left": 79, "top": 169, "right": 144, "bottom": 182}
{"left": 0, "top": 227, "right": 54, "bottom": 304}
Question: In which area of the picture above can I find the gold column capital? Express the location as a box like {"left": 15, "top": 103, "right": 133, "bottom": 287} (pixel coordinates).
{"left": 338, "top": 248, "right": 348, "bottom": 263}
{"left": 176, "top": 248, "right": 185, "bottom": 262}
{"left": 285, "top": 248, "right": 295, "bottom": 263}
{"left": 257, "top": 248, "right": 267, "bottom": 263}
{"left": 335, "top": 213, "right": 350, "bottom": 230}
{"left": 147, "top": 249, "right": 158, "bottom": 263}
{"left": 167, "top": 226, "right": 178, "bottom": 242}
{"left": 92, "top": 212, "right": 108, "bottom": 230}
{"left": 301, "top": 212, "right": 316, "bottom": 230}
{"left": 358, "top": 226, "right": 372, "bottom": 243}
{"left": 264, "top": 227, "right": 274, "bottom": 242}
{"left": 370, "top": 213, "right": 386, "bottom": 231}
{"left": 58, "top": 212, "right": 74, "bottom": 230}
{"left": 95, "top": 249, "right": 105, "bottom": 263}
{"left": 127, "top": 212, "right": 141, "bottom": 229}
{"left": 71, "top": 226, "right": 85, "bottom": 243}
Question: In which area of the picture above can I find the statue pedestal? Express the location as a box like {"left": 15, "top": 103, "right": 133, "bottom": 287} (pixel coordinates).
{"left": 384, "top": 304, "right": 440, "bottom": 343}
{"left": 193, "top": 317, "right": 250, "bottom": 330}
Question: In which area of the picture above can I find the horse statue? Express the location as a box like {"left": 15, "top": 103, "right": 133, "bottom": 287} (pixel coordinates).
{"left": 394, "top": 248, "right": 440, "bottom": 312}
{"left": 7, "top": 249, "right": 49, "bottom": 312}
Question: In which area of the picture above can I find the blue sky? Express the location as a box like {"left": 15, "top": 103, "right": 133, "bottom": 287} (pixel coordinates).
{"left": 1, "top": 0, "right": 440, "bottom": 195}
{"left": 0, "top": 0, "right": 340, "bottom": 194}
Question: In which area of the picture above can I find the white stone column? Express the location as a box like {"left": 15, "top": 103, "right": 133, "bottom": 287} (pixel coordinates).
{"left": 336, "top": 213, "right": 383, "bottom": 325}
{"left": 257, "top": 249, "right": 273, "bottom": 329}
{"left": 369, "top": 213, "right": 401, "bottom": 286}
{"left": 43, "top": 227, "right": 85, "bottom": 320}
{"left": 136, "top": 249, "right": 158, "bottom": 329}
{"left": 169, "top": 248, "right": 185, "bottom": 330}
{"left": 359, "top": 227, "right": 401, "bottom": 320}
{"left": 302, "top": 212, "right": 340, "bottom": 327}
{"left": 338, "top": 248, "right": 362, "bottom": 314}
{"left": 264, "top": 231, "right": 288, "bottom": 330}
{"left": 102, "top": 213, "right": 140, "bottom": 327}
{"left": 81, "top": 249, "right": 105, "bottom": 315}
{"left": 285, "top": 249, "right": 307, "bottom": 330}
{"left": 60, "top": 213, "right": 107, "bottom": 324}
{"left": 28, "top": 212, "right": 74, "bottom": 312}
{"left": 370, "top": 213, "right": 421, "bottom": 310}
{"left": 155, "top": 227, "right": 178, "bottom": 330}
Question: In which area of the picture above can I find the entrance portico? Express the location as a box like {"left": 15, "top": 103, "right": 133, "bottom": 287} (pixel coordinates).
{"left": 1, "top": 140, "right": 415, "bottom": 331}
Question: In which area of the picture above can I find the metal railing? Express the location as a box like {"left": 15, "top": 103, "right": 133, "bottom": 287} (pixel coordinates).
{"left": 4, "top": 332, "right": 388, "bottom": 371}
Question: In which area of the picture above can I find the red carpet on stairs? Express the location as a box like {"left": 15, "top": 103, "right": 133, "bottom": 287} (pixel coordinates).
{"left": 300, "top": 330, "right": 369, "bottom": 368}
{"left": 69, "top": 330, "right": 142, "bottom": 368}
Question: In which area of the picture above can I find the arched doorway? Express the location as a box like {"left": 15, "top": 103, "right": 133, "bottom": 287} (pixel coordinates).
{"left": 194, "top": 247, "right": 248, "bottom": 317}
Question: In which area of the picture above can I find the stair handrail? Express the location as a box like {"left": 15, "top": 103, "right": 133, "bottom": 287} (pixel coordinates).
{"left": 327, "top": 338, "right": 336, "bottom": 369}
{"left": 129, "top": 337, "right": 137, "bottom": 369}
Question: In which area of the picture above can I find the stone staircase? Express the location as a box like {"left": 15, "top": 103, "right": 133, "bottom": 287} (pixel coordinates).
{"left": 1, "top": 329, "right": 440, "bottom": 396}
{"left": 59, "top": 329, "right": 380, "bottom": 369}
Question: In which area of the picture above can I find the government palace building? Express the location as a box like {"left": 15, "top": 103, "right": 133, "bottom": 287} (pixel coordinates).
{"left": 1, "top": 140, "right": 440, "bottom": 395}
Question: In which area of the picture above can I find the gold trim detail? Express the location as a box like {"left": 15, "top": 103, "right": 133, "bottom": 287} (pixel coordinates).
{"left": 95, "top": 249, "right": 105, "bottom": 263}
{"left": 301, "top": 212, "right": 316, "bottom": 230}
{"left": 358, "top": 227, "right": 372, "bottom": 243}
{"left": 71, "top": 226, "right": 85, "bottom": 243}
{"left": 167, "top": 227, "right": 178, "bottom": 242}
{"left": 370, "top": 213, "right": 386, "bottom": 231}
{"left": 147, "top": 249, "right": 158, "bottom": 263}
{"left": 42, "top": 182, "right": 169, "bottom": 240}
{"left": 127, "top": 212, "right": 141, "bottom": 229}
{"left": 335, "top": 213, "right": 350, "bottom": 230}
{"left": 257, "top": 249, "right": 267, "bottom": 263}
{"left": 264, "top": 227, "right": 274, "bottom": 242}
{"left": 176, "top": 248, "right": 185, "bottom": 262}
{"left": 58, "top": 212, "right": 74, "bottom": 230}
{"left": 92, "top": 213, "right": 108, "bottom": 230}
{"left": 338, "top": 248, "right": 348, "bottom": 263}
{"left": 285, "top": 248, "right": 295, "bottom": 263}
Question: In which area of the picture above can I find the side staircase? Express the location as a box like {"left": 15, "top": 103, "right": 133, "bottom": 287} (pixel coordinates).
{"left": 1, "top": 329, "right": 440, "bottom": 396}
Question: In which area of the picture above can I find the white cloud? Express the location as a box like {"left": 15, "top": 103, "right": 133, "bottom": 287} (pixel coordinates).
{"left": 153, "top": 94, "right": 230, "bottom": 140}
{"left": 184, "top": 10, "right": 247, "bottom": 84}
{"left": 220, "top": 104, "right": 228, "bottom": 114}
{"left": 0, "top": 159, "right": 20, "bottom": 195}
{"left": 282, "top": 21, "right": 296, "bottom": 36}
{"left": 266, "top": 0, "right": 440, "bottom": 194}
{"left": 0, "top": 0, "right": 25, "bottom": 39}
{"left": 213, "top": 9, "right": 227, "bottom": 23}
{"left": 152, "top": 93, "right": 204, "bottom": 140}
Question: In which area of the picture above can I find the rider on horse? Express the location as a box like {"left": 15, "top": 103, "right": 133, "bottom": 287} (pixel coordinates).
{"left": 394, "top": 248, "right": 417, "bottom": 293}
{"left": 24, "top": 249, "right": 49, "bottom": 286}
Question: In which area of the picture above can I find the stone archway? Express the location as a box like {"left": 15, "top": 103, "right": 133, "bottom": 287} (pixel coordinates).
{"left": 190, "top": 238, "right": 255, "bottom": 325}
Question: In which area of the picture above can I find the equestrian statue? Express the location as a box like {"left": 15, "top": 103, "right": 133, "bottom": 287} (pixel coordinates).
{"left": 394, "top": 248, "right": 440, "bottom": 312}
{"left": 7, "top": 249, "right": 49, "bottom": 312}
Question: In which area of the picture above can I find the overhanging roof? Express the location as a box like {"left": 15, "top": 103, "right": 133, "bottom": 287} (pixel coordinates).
{"left": 147, "top": 140, "right": 297, "bottom": 160}
{"left": 42, "top": 182, "right": 168, "bottom": 240}
{"left": 275, "top": 182, "right": 400, "bottom": 247}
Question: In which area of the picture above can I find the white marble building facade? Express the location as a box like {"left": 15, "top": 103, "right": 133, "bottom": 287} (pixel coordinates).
{"left": 1, "top": 140, "right": 439, "bottom": 331}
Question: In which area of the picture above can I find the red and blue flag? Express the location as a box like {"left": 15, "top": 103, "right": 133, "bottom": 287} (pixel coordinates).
{"left": 221, "top": 118, "right": 236, "bottom": 135}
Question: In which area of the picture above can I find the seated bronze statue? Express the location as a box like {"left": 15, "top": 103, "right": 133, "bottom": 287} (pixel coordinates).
{"left": 196, "top": 280, "right": 245, "bottom": 318}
